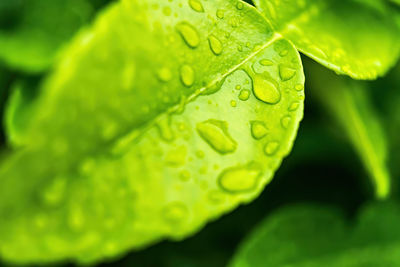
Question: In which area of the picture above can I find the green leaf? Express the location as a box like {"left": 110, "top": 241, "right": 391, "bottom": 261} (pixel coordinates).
{"left": 0, "top": 0, "right": 95, "bottom": 72}
{"left": 230, "top": 202, "right": 400, "bottom": 267}
{"left": 254, "top": 0, "right": 400, "bottom": 79}
{"left": 0, "top": 0, "right": 304, "bottom": 264}
{"left": 306, "top": 62, "right": 390, "bottom": 199}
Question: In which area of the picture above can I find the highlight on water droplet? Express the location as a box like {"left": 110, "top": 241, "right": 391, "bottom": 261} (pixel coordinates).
{"left": 218, "top": 162, "right": 262, "bottom": 194}
{"left": 279, "top": 65, "right": 296, "bottom": 81}
{"left": 196, "top": 119, "right": 237, "bottom": 154}
{"left": 163, "top": 202, "right": 189, "bottom": 223}
{"left": 250, "top": 121, "right": 268, "bottom": 139}
{"left": 208, "top": 35, "right": 223, "bottom": 55}
{"left": 176, "top": 22, "right": 200, "bottom": 48}
{"left": 295, "top": 84, "right": 304, "bottom": 91}
{"left": 253, "top": 72, "right": 281, "bottom": 104}
{"left": 188, "top": 0, "right": 204, "bottom": 12}
{"left": 157, "top": 67, "right": 172, "bottom": 82}
{"left": 180, "top": 64, "right": 195, "bottom": 87}
{"left": 281, "top": 115, "right": 291, "bottom": 129}
{"left": 238, "top": 89, "right": 250, "bottom": 101}
{"left": 264, "top": 141, "right": 280, "bottom": 156}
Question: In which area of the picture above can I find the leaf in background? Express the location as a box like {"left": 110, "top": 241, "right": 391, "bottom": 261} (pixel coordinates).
{"left": 306, "top": 62, "right": 390, "bottom": 199}
{"left": 0, "top": 0, "right": 96, "bottom": 72}
{"left": 254, "top": 0, "right": 400, "bottom": 79}
{"left": 230, "top": 202, "right": 400, "bottom": 267}
{"left": 0, "top": 0, "right": 304, "bottom": 264}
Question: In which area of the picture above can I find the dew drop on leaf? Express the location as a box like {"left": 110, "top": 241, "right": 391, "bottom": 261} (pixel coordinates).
{"left": 162, "top": 202, "right": 188, "bottom": 223}
{"left": 264, "top": 141, "right": 280, "bottom": 156}
{"left": 218, "top": 163, "right": 262, "bottom": 193}
{"left": 288, "top": 101, "right": 300, "bottom": 111}
{"left": 41, "top": 176, "right": 67, "bottom": 206}
{"left": 259, "top": 59, "right": 274, "bottom": 66}
{"left": 279, "top": 65, "right": 296, "bottom": 81}
{"left": 238, "top": 89, "right": 250, "bottom": 101}
{"left": 157, "top": 67, "right": 172, "bottom": 82}
{"left": 188, "top": 0, "right": 204, "bottom": 13}
{"left": 208, "top": 190, "right": 225, "bottom": 204}
{"left": 230, "top": 100, "right": 237, "bottom": 107}
{"left": 236, "top": 1, "right": 244, "bottom": 10}
{"left": 208, "top": 35, "right": 223, "bottom": 55}
{"left": 250, "top": 121, "right": 268, "bottom": 140}
{"left": 253, "top": 73, "right": 281, "bottom": 104}
{"left": 157, "top": 118, "right": 175, "bottom": 142}
{"left": 176, "top": 22, "right": 200, "bottom": 48}
{"left": 179, "top": 170, "right": 191, "bottom": 181}
{"left": 280, "top": 115, "right": 291, "bottom": 129}
{"left": 295, "top": 84, "right": 304, "bottom": 91}
{"left": 165, "top": 145, "right": 187, "bottom": 167}
{"left": 216, "top": 9, "right": 225, "bottom": 19}
{"left": 180, "top": 64, "right": 195, "bottom": 87}
{"left": 196, "top": 119, "right": 237, "bottom": 154}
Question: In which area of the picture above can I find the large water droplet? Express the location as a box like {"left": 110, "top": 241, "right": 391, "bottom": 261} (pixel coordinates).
{"left": 208, "top": 35, "right": 223, "bottom": 55}
{"left": 197, "top": 119, "right": 237, "bottom": 154}
{"left": 253, "top": 73, "right": 281, "bottom": 104}
{"left": 218, "top": 163, "right": 262, "bottom": 193}
{"left": 188, "top": 0, "right": 204, "bottom": 12}
{"left": 264, "top": 141, "right": 280, "bottom": 156}
{"left": 176, "top": 22, "right": 200, "bottom": 48}
{"left": 279, "top": 65, "right": 296, "bottom": 81}
{"left": 180, "top": 64, "right": 195, "bottom": 87}
{"left": 250, "top": 121, "right": 268, "bottom": 139}
{"left": 163, "top": 202, "right": 188, "bottom": 223}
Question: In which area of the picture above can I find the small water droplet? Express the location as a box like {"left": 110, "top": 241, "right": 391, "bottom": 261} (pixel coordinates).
{"left": 288, "top": 101, "right": 300, "bottom": 111}
{"left": 163, "top": 202, "right": 188, "bottom": 223}
{"left": 180, "top": 64, "right": 195, "bottom": 87}
{"left": 176, "top": 22, "right": 200, "bottom": 48}
{"left": 208, "top": 190, "right": 225, "bottom": 204}
{"left": 250, "top": 121, "right": 268, "bottom": 139}
{"left": 216, "top": 9, "right": 225, "bottom": 19}
{"left": 208, "top": 35, "right": 223, "bottom": 55}
{"left": 253, "top": 73, "right": 281, "bottom": 104}
{"left": 281, "top": 115, "right": 291, "bottom": 129}
{"left": 163, "top": 6, "right": 172, "bottom": 16}
{"left": 157, "top": 67, "right": 172, "bottom": 82}
{"left": 157, "top": 117, "right": 174, "bottom": 142}
{"left": 196, "top": 150, "right": 205, "bottom": 158}
{"left": 238, "top": 89, "right": 250, "bottom": 101}
{"left": 279, "top": 49, "right": 288, "bottom": 57}
{"left": 259, "top": 59, "right": 274, "bottom": 66}
{"left": 237, "top": 45, "right": 243, "bottom": 52}
{"left": 235, "top": 85, "right": 242, "bottom": 90}
{"left": 188, "top": 0, "right": 204, "bottom": 12}
{"left": 218, "top": 162, "right": 262, "bottom": 193}
{"left": 179, "top": 170, "right": 191, "bottom": 181}
{"left": 279, "top": 65, "right": 296, "bottom": 81}
{"left": 230, "top": 100, "right": 237, "bottom": 107}
{"left": 41, "top": 177, "right": 67, "bottom": 206}
{"left": 264, "top": 141, "right": 280, "bottom": 156}
{"left": 68, "top": 206, "right": 85, "bottom": 231}
{"left": 236, "top": 1, "right": 244, "bottom": 9}
{"left": 295, "top": 84, "right": 304, "bottom": 91}
{"left": 197, "top": 119, "right": 237, "bottom": 154}
{"left": 166, "top": 145, "right": 187, "bottom": 167}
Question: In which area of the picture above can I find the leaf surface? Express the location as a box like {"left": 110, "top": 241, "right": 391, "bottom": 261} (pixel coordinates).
{"left": 254, "top": 0, "right": 400, "bottom": 79}
{"left": 230, "top": 202, "right": 400, "bottom": 267}
{"left": 0, "top": 0, "right": 304, "bottom": 264}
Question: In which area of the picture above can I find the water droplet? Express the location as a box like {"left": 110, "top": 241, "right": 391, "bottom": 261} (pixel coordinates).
{"left": 208, "top": 190, "right": 225, "bottom": 204}
{"left": 163, "top": 6, "right": 172, "bottom": 16}
{"left": 236, "top": 1, "right": 244, "bottom": 9}
{"left": 157, "top": 117, "right": 175, "bottom": 142}
{"left": 176, "top": 22, "right": 200, "bottom": 48}
{"left": 208, "top": 35, "right": 223, "bottom": 55}
{"left": 188, "top": 0, "right": 204, "bottom": 12}
{"left": 196, "top": 150, "right": 205, "bottom": 158}
{"left": 235, "top": 85, "right": 242, "bottom": 90}
{"left": 279, "top": 49, "right": 289, "bottom": 57}
{"left": 259, "top": 59, "right": 274, "bottom": 66}
{"left": 264, "top": 141, "right": 280, "bottom": 156}
{"left": 42, "top": 177, "right": 67, "bottom": 206}
{"left": 197, "top": 119, "right": 237, "bottom": 154}
{"left": 180, "top": 64, "right": 195, "bottom": 87}
{"left": 288, "top": 101, "right": 300, "bottom": 111}
{"left": 250, "top": 121, "right": 268, "bottom": 139}
{"left": 253, "top": 73, "right": 281, "bottom": 104}
{"left": 179, "top": 170, "right": 191, "bottom": 181}
{"left": 218, "top": 163, "right": 262, "bottom": 193}
{"left": 216, "top": 9, "right": 225, "bottom": 19}
{"left": 295, "top": 84, "right": 304, "bottom": 91}
{"left": 163, "top": 202, "right": 188, "bottom": 223}
{"left": 238, "top": 89, "right": 250, "bottom": 101}
{"left": 281, "top": 115, "right": 291, "bottom": 129}
{"left": 166, "top": 145, "right": 187, "bottom": 167}
{"left": 230, "top": 100, "right": 237, "bottom": 107}
{"left": 68, "top": 206, "right": 85, "bottom": 231}
{"left": 279, "top": 65, "right": 296, "bottom": 81}
{"left": 237, "top": 45, "right": 243, "bottom": 52}
{"left": 157, "top": 67, "right": 172, "bottom": 82}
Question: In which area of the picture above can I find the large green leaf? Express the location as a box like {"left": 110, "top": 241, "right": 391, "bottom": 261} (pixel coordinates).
{"left": 254, "top": 0, "right": 400, "bottom": 79}
{"left": 306, "top": 62, "right": 390, "bottom": 199}
{"left": 230, "top": 202, "right": 400, "bottom": 267}
{"left": 0, "top": 0, "right": 304, "bottom": 264}
{"left": 0, "top": 0, "right": 96, "bottom": 72}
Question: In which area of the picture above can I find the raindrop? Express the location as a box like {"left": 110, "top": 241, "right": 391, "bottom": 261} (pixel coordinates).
{"left": 179, "top": 170, "right": 191, "bottom": 181}
{"left": 295, "top": 84, "right": 304, "bottom": 91}
{"left": 197, "top": 119, "right": 237, "bottom": 154}
{"left": 166, "top": 145, "right": 187, "bottom": 167}
{"left": 288, "top": 101, "right": 300, "bottom": 111}
{"left": 238, "top": 89, "right": 250, "bottom": 101}
{"left": 279, "top": 65, "right": 296, "bottom": 81}
{"left": 180, "top": 64, "right": 195, "bottom": 87}
{"left": 41, "top": 176, "right": 67, "bottom": 206}
{"left": 281, "top": 115, "right": 291, "bottom": 129}
{"left": 176, "top": 22, "right": 200, "bottom": 48}
{"left": 157, "top": 67, "right": 172, "bottom": 82}
{"left": 188, "top": 0, "right": 204, "bottom": 12}
{"left": 157, "top": 117, "right": 175, "bottom": 142}
{"left": 163, "top": 202, "right": 188, "bottom": 223}
{"left": 250, "top": 121, "right": 268, "bottom": 139}
{"left": 216, "top": 9, "right": 225, "bottom": 19}
{"left": 264, "top": 141, "right": 280, "bottom": 156}
{"left": 230, "top": 100, "right": 237, "bottom": 107}
{"left": 208, "top": 35, "right": 223, "bottom": 55}
{"left": 218, "top": 162, "right": 262, "bottom": 193}
{"left": 253, "top": 73, "right": 281, "bottom": 104}
{"left": 236, "top": 1, "right": 244, "bottom": 10}
{"left": 259, "top": 59, "right": 274, "bottom": 66}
